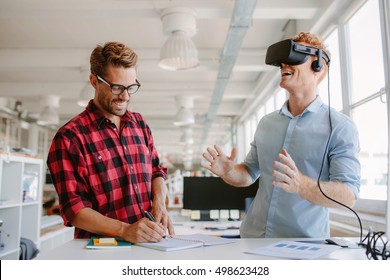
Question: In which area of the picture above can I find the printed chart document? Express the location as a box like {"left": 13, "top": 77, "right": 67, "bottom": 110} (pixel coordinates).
{"left": 86, "top": 237, "right": 132, "bottom": 249}
{"left": 246, "top": 240, "right": 340, "bottom": 259}
{"left": 136, "top": 233, "right": 236, "bottom": 252}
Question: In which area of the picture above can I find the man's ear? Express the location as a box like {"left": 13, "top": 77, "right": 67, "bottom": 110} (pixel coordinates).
{"left": 89, "top": 74, "right": 98, "bottom": 89}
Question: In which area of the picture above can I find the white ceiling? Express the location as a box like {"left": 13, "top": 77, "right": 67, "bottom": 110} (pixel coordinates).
{"left": 0, "top": 0, "right": 362, "bottom": 169}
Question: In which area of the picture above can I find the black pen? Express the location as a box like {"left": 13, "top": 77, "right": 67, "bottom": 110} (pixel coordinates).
{"left": 144, "top": 211, "right": 156, "bottom": 222}
{"left": 144, "top": 211, "right": 166, "bottom": 238}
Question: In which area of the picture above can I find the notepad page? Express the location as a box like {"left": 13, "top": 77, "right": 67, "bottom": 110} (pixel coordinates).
{"left": 172, "top": 233, "right": 236, "bottom": 246}
{"left": 136, "top": 237, "right": 203, "bottom": 252}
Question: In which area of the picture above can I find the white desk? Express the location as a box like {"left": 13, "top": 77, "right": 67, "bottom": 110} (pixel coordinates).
{"left": 36, "top": 236, "right": 367, "bottom": 260}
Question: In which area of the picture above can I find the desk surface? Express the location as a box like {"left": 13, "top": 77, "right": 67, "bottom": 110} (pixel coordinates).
{"left": 36, "top": 221, "right": 367, "bottom": 260}
{"left": 37, "top": 237, "right": 367, "bottom": 260}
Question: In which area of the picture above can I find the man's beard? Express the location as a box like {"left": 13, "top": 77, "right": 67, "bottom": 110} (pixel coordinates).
{"left": 99, "top": 94, "right": 128, "bottom": 117}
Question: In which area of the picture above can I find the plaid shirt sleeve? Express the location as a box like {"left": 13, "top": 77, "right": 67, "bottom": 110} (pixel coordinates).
{"left": 47, "top": 130, "right": 91, "bottom": 227}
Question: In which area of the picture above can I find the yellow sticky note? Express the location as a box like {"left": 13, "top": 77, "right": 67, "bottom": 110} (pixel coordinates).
{"left": 191, "top": 210, "right": 201, "bottom": 220}
{"left": 93, "top": 238, "right": 118, "bottom": 246}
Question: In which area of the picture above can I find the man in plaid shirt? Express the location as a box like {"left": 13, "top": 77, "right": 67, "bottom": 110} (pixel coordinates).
{"left": 47, "top": 42, "right": 173, "bottom": 243}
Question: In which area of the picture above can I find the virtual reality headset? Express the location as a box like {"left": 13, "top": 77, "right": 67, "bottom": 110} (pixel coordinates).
{"left": 265, "top": 39, "right": 330, "bottom": 71}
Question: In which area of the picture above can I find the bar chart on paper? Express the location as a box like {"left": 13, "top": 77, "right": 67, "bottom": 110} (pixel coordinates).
{"left": 246, "top": 240, "right": 340, "bottom": 259}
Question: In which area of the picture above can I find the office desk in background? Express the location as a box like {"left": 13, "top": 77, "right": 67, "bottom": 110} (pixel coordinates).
{"left": 36, "top": 222, "right": 367, "bottom": 260}
{"left": 172, "top": 220, "right": 242, "bottom": 237}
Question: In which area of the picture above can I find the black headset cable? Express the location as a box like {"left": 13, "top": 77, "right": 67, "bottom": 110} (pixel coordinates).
{"left": 316, "top": 63, "right": 363, "bottom": 244}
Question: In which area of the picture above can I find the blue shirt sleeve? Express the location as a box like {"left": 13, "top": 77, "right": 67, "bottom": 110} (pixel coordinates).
{"left": 328, "top": 115, "right": 361, "bottom": 198}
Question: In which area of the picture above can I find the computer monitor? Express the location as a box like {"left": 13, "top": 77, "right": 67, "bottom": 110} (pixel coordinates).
{"left": 182, "top": 176, "right": 259, "bottom": 211}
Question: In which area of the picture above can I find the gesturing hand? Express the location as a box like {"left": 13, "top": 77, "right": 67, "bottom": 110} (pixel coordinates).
{"left": 201, "top": 144, "right": 236, "bottom": 177}
{"left": 272, "top": 149, "right": 304, "bottom": 195}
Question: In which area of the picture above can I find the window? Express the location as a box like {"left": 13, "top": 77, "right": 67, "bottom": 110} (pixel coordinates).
{"left": 264, "top": 95, "right": 275, "bottom": 114}
{"left": 242, "top": 119, "right": 252, "bottom": 156}
{"left": 275, "top": 89, "right": 287, "bottom": 109}
{"left": 319, "top": 29, "right": 343, "bottom": 112}
{"left": 349, "top": 0, "right": 385, "bottom": 104}
{"left": 348, "top": 0, "right": 387, "bottom": 202}
{"left": 256, "top": 106, "right": 265, "bottom": 124}
{"left": 353, "top": 98, "right": 388, "bottom": 200}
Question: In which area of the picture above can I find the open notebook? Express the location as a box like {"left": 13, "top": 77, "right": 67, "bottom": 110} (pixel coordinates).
{"left": 136, "top": 233, "right": 236, "bottom": 252}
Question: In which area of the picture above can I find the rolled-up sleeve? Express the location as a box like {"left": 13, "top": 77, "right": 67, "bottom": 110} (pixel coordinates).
{"left": 329, "top": 118, "right": 361, "bottom": 198}
{"left": 47, "top": 132, "right": 90, "bottom": 226}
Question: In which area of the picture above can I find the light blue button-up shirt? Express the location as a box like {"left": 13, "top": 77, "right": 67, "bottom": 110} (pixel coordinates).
{"left": 240, "top": 96, "right": 360, "bottom": 238}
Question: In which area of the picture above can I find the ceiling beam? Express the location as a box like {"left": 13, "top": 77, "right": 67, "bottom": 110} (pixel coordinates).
{"left": 199, "top": 0, "right": 258, "bottom": 148}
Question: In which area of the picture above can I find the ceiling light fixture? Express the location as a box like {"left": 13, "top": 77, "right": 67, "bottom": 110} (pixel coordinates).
{"left": 174, "top": 107, "right": 195, "bottom": 126}
{"left": 37, "top": 95, "right": 60, "bottom": 126}
{"left": 179, "top": 128, "right": 194, "bottom": 144}
{"left": 38, "top": 107, "right": 59, "bottom": 126}
{"left": 158, "top": 7, "right": 199, "bottom": 71}
{"left": 173, "top": 96, "right": 195, "bottom": 126}
{"left": 77, "top": 67, "right": 94, "bottom": 107}
{"left": 77, "top": 82, "right": 94, "bottom": 107}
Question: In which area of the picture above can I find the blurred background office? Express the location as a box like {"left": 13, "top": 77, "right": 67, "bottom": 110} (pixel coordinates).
{"left": 0, "top": 0, "right": 389, "bottom": 258}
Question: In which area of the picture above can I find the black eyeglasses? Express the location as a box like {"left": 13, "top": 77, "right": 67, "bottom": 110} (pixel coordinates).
{"left": 95, "top": 75, "right": 141, "bottom": 95}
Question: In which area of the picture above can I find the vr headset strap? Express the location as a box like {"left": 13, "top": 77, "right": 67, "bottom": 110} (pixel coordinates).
{"left": 293, "top": 43, "right": 330, "bottom": 66}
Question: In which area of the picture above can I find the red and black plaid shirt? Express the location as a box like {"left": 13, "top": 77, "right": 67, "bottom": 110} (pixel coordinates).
{"left": 47, "top": 101, "right": 167, "bottom": 238}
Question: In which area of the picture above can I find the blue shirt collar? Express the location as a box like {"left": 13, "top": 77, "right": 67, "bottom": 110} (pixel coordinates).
{"left": 280, "top": 95, "right": 323, "bottom": 118}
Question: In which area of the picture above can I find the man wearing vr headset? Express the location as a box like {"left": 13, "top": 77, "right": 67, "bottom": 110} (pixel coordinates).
{"left": 202, "top": 32, "right": 360, "bottom": 238}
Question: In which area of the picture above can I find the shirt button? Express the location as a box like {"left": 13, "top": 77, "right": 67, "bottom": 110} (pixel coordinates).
{"left": 114, "top": 128, "right": 117, "bottom": 131}
{"left": 98, "top": 155, "right": 102, "bottom": 159}
{"left": 124, "top": 147, "right": 127, "bottom": 150}
{"left": 134, "top": 185, "right": 138, "bottom": 190}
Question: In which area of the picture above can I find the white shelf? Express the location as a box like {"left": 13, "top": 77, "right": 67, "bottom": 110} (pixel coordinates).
{"left": 41, "top": 215, "right": 63, "bottom": 229}
{"left": 0, "top": 153, "right": 43, "bottom": 260}
{"left": 0, "top": 200, "right": 20, "bottom": 208}
{"left": 39, "top": 225, "right": 74, "bottom": 254}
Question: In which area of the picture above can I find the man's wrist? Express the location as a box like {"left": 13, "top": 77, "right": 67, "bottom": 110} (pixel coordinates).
{"left": 117, "top": 221, "right": 127, "bottom": 239}
{"left": 298, "top": 175, "right": 316, "bottom": 200}
{"left": 152, "top": 196, "right": 166, "bottom": 205}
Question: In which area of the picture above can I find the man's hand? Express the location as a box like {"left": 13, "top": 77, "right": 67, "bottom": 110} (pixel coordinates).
{"left": 122, "top": 218, "right": 166, "bottom": 243}
{"left": 271, "top": 149, "right": 307, "bottom": 196}
{"left": 201, "top": 144, "right": 237, "bottom": 177}
{"left": 151, "top": 201, "right": 175, "bottom": 236}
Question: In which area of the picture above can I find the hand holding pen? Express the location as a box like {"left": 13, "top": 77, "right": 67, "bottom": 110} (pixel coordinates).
{"left": 144, "top": 211, "right": 167, "bottom": 238}
{"left": 144, "top": 211, "right": 157, "bottom": 222}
